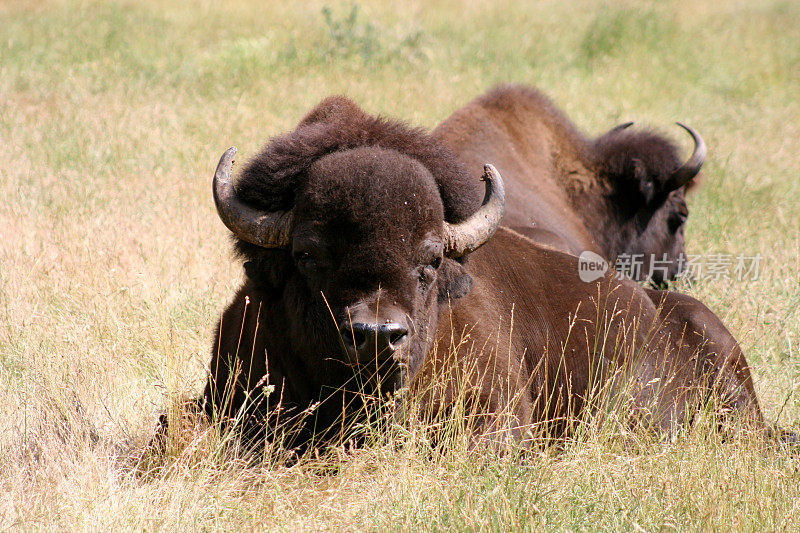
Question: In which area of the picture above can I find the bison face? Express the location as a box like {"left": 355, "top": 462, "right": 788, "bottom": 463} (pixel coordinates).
{"left": 622, "top": 190, "right": 690, "bottom": 286}
{"left": 284, "top": 148, "right": 456, "bottom": 389}
{"left": 595, "top": 123, "right": 705, "bottom": 285}
{"left": 213, "top": 145, "right": 503, "bottom": 393}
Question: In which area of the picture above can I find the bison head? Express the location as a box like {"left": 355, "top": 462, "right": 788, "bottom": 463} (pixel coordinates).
{"left": 593, "top": 122, "right": 705, "bottom": 285}
{"left": 212, "top": 144, "right": 504, "bottom": 393}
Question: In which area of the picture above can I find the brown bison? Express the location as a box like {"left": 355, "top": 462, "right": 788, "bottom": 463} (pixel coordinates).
{"left": 434, "top": 85, "right": 706, "bottom": 285}
{"left": 192, "top": 95, "right": 765, "bottom": 452}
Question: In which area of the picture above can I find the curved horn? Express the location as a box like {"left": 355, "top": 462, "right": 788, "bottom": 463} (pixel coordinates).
{"left": 213, "top": 147, "right": 294, "bottom": 248}
{"left": 610, "top": 121, "right": 634, "bottom": 133}
{"left": 666, "top": 122, "right": 706, "bottom": 191}
{"left": 443, "top": 164, "right": 506, "bottom": 258}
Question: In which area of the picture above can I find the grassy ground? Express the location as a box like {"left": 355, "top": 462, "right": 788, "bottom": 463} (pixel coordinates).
{"left": 1, "top": 0, "right": 799, "bottom": 529}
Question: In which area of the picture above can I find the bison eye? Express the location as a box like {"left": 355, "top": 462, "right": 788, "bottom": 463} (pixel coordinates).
{"left": 667, "top": 211, "right": 688, "bottom": 233}
{"left": 294, "top": 252, "right": 317, "bottom": 272}
{"left": 419, "top": 265, "right": 437, "bottom": 284}
{"left": 418, "top": 255, "right": 442, "bottom": 284}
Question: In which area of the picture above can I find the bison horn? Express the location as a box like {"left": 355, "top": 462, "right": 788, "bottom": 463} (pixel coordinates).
{"left": 610, "top": 121, "right": 634, "bottom": 133}
{"left": 443, "top": 164, "right": 506, "bottom": 258}
{"left": 666, "top": 123, "right": 706, "bottom": 191}
{"left": 212, "top": 147, "right": 294, "bottom": 248}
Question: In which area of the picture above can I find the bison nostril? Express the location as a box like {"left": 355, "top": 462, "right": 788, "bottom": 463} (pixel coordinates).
{"left": 351, "top": 330, "right": 367, "bottom": 349}
{"left": 341, "top": 323, "right": 372, "bottom": 350}
{"left": 388, "top": 330, "right": 408, "bottom": 347}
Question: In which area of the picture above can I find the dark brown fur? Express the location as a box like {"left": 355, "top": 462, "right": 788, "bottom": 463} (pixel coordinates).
{"left": 419, "top": 227, "right": 762, "bottom": 442}
{"left": 188, "top": 96, "right": 765, "bottom": 453}
{"left": 434, "top": 84, "right": 698, "bottom": 284}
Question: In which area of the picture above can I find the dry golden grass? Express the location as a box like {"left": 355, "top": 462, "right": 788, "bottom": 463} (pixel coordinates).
{"left": 1, "top": 0, "right": 799, "bottom": 530}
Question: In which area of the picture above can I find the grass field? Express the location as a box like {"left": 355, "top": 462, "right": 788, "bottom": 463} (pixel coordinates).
{"left": 1, "top": 0, "right": 799, "bottom": 529}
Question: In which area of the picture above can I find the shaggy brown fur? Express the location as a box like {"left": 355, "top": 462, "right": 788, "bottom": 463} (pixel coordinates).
{"left": 191, "top": 96, "right": 764, "bottom": 452}
{"left": 434, "top": 84, "right": 698, "bottom": 284}
{"left": 236, "top": 96, "right": 482, "bottom": 224}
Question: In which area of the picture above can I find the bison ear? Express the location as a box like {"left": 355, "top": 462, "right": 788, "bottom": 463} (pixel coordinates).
{"left": 438, "top": 259, "right": 474, "bottom": 302}
{"left": 243, "top": 260, "right": 259, "bottom": 280}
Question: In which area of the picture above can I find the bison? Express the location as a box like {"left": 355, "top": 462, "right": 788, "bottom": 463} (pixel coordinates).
{"left": 434, "top": 84, "right": 706, "bottom": 285}
{"left": 189, "top": 95, "right": 766, "bottom": 452}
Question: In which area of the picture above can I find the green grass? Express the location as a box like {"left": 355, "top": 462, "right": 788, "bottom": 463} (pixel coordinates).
{"left": 1, "top": 0, "right": 799, "bottom": 529}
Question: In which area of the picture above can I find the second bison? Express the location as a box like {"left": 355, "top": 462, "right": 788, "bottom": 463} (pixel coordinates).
{"left": 435, "top": 85, "right": 706, "bottom": 285}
